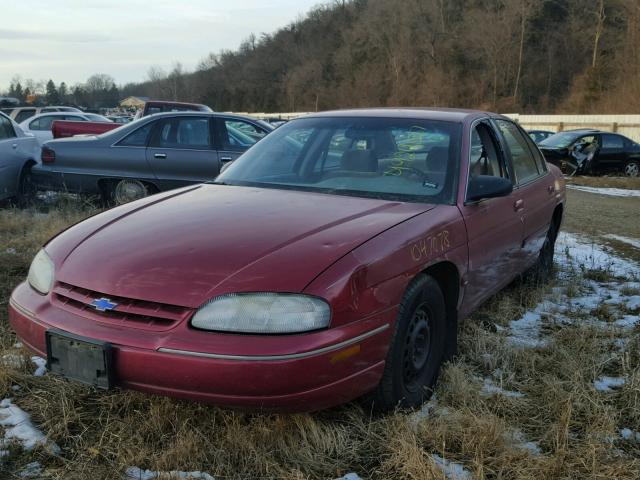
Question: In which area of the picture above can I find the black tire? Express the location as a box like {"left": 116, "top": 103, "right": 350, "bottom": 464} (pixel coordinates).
{"left": 15, "top": 164, "right": 36, "bottom": 208}
{"left": 624, "top": 160, "right": 639, "bottom": 178}
{"left": 529, "top": 218, "right": 559, "bottom": 283}
{"left": 372, "top": 274, "right": 447, "bottom": 411}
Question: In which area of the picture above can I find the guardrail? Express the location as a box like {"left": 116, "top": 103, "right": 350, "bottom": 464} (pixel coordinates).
{"left": 239, "top": 112, "right": 640, "bottom": 142}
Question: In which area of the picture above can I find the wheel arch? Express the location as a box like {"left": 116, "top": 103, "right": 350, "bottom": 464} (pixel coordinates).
{"left": 419, "top": 260, "right": 460, "bottom": 361}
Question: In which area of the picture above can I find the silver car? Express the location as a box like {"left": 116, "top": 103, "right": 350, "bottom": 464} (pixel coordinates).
{"left": 0, "top": 112, "right": 40, "bottom": 203}
{"left": 32, "top": 112, "right": 273, "bottom": 204}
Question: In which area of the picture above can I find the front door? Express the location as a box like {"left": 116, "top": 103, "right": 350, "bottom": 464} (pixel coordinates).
{"left": 458, "top": 120, "right": 524, "bottom": 313}
{"left": 145, "top": 116, "right": 219, "bottom": 187}
{"left": 213, "top": 117, "right": 268, "bottom": 168}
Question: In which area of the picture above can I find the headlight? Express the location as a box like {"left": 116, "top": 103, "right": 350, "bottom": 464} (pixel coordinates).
{"left": 191, "top": 293, "right": 331, "bottom": 334}
{"left": 27, "top": 249, "right": 54, "bottom": 294}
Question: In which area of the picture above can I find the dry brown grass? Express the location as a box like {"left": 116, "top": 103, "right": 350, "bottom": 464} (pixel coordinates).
{"left": 0, "top": 193, "right": 639, "bottom": 479}
{"left": 564, "top": 175, "right": 640, "bottom": 190}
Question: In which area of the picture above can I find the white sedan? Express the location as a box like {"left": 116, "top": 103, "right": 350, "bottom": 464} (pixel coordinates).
{"left": 0, "top": 111, "right": 40, "bottom": 204}
{"left": 19, "top": 112, "right": 111, "bottom": 145}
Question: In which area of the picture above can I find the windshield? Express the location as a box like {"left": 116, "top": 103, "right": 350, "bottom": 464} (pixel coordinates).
{"left": 539, "top": 131, "right": 587, "bottom": 148}
{"left": 216, "top": 116, "right": 461, "bottom": 204}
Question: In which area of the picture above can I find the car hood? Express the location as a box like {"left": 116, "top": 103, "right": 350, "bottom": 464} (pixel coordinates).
{"left": 51, "top": 185, "right": 435, "bottom": 307}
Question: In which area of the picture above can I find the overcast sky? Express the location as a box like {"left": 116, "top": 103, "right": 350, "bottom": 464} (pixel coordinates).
{"left": 1, "top": 0, "right": 321, "bottom": 89}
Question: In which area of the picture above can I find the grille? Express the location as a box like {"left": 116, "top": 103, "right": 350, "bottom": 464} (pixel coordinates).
{"left": 53, "top": 282, "right": 193, "bottom": 331}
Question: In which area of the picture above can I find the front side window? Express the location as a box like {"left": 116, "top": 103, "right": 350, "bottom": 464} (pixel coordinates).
{"left": 469, "top": 122, "right": 509, "bottom": 180}
{"left": 217, "top": 117, "right": 461, "bottom": 204}
{"left": 151, "top": 117, "right": 211, "bottom": 150}
{"left": 0, "top": 115, "right": 16, "bottom": 140}
{"left": 221, "top": 119, "right": 267, "bottom": 151}
{"left": 495, "top": 119, "right": 540, "bottom": 184}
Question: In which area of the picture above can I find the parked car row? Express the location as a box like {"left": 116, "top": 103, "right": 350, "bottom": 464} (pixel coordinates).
{"left": 0, "top": 111, "right": 39, "bottom": 203}
{"left": 9, "top": 107, "right": 566, "bottom": 412}
{"left": 34, "top": 111, "right": 273, "bottom": 204}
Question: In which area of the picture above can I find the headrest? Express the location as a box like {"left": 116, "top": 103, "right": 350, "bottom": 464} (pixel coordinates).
{"left": 426, "top": 146, "right": 449, "bottom": 168}
{"left": 340, "top": 149, "right": 377, "bottom": 172}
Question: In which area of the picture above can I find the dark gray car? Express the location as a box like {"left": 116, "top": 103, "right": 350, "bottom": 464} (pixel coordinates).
{"left": 32, "top": 112, "right": 273, "bottom": 204}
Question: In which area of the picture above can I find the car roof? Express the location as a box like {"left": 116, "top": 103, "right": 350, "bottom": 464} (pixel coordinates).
{"left": 21, "top": 112, "right": 86, "bottom": 122}
{"left": 144, "top": 111, "right": 262, "bottom": 121}
{"left": 297, "top": 107, "right": 507, "bottom": 123}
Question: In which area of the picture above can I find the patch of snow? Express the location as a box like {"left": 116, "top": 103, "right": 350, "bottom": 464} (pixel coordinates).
{"left": 335, "top": 474, "right": 363, "bottom": 480}
{"left": 620, "top": 428, "right": 640, "bottom": 442}
{"left": 11, "top": 385, "right": 21, "bottom": 392}
{"left": 481, "top": 378, "right": 524, "bottom": 398}
{"left": 31, "top": 356, "right": 46, "bottom": 377}
{"left": 14, "top": 342, "right": 23, "bottom": 348}
{"left": 615, "top": 315, "right": 638, "bottom": 328}
{"left": 431, "top": 454, "right": 472, "bottom": 480}
{"left": 505, "top": 428, "right": 542, "bottom": 456}
{"left": 0, "top": 398, "right": 60, "bottom": 454}
{"left": 125, "top": 467, "right": 215, "bottom": 480}
{"left": 626, "top": 296, "right": 640, "bottom": 310}
{"left": 594, "top": 376, "right": 626, "bottom": 392}
{"left": 605, "top": 234, "right": 640, "bottom": 250}
{"left": 557, "top": 232, "right": 638, "bottom": 278}
{"left": 1, "top": 354, "right": 25, "bottom": 369}
{"left": 567, "top": 185, "right": 640, "bottom": 198}
{"left": 5, "top": 248, "right": 16, "bottom": 255}
{"left": 20, "top": 461, "right": 42, "bottom": 478}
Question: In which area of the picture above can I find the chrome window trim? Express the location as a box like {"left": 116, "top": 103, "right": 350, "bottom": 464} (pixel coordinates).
{"left": 158, "top": 324, "right": 389, "bottom": 361}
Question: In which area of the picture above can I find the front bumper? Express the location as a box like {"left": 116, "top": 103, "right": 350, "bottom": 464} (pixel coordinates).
{"left": 9, "top": 282, "right": 394, "bottom": 411}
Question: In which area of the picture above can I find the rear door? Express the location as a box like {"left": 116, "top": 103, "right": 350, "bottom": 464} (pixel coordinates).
{"left": 494, "top": 119, "right": 556, "bottom": 265}
{"left": 213, "top": 117, "right": 269, "bottom": 168}
{"left": 458, "top": 120, "right": 524, "bottom": 311}
{"left": 598, "top": 133, "right": 626, "bottom": 172}
{"left": 145, "top": 115, "right": 219, "bottom": 186}
{"left": 0, "top": 114, "right": 23, "bottom": 199}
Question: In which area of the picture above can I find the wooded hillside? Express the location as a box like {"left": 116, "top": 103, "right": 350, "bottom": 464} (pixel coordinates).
{"left": 124, "top": 0, "right": 640, "bottom": 114}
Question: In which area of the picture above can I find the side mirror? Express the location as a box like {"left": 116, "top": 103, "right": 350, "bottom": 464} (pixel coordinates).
{"left": 466, "top": 175, "right": 513, "bottom": 202}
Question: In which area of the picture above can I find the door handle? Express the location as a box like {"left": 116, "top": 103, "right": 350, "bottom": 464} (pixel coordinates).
{"left": 154, "top": 153, "right": 167, "bottom": 159}
{"left": 513, "top": 199, "right": 525, "bottom": 212}
{"left": 220, "top": 156, "right": 233, "bottom": 162}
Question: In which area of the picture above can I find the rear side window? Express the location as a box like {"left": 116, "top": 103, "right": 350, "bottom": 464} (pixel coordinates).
{"left": 522, "top": 131, "right": 548, "bottom": 173}
{"left": 0, "top": 115, "right": 16, "bottom": 139}
{"left": 117, "top": 122, "right": 154, "bottom": 147}
{"left": 15, "top": 109, "right": 36, "bottom": 123}
{"left": 601, "top": 134, "right": 624, "bottom": 149}
{"left": 495, "top": 119, "right": 540, "bottom": 184}
{"left": 151, "top": 117, "right": 211, "bottom": 149}
{"left": 30, "top": 115, "right": 63, "bottom": 131}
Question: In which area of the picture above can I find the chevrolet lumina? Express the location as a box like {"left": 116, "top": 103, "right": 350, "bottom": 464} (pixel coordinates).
{"left": 9, "top": 109, "right": 566, "bottom": 412}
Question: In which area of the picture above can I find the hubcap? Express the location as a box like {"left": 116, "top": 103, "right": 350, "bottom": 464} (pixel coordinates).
{"left": 114, "top": 180, "right": 147, "bottom": 204}
{"left": 625, "top": 162, "right": 639, "bottom": 177}
{"left": 403, "top": 305, "right": 431, "bottom": 389}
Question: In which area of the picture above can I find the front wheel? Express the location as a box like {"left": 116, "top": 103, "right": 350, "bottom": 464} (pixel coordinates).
{"left": 372, "top": 274, "right": 446, "bottom": 411}
{"left": 624, "top": 160, "right": 639, "bottom": 177}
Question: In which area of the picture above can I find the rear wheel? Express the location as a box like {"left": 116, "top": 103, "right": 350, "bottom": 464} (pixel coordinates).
{"left": 15, "top": 164, "right": 36, "bottom": 207}
{"left": 528, "top": 217, "right": 560, "bottom": 283}
{"left": 624, "top": 160, "right": 639, "bottom": 177}
{"left": 372, "top": 274, "right": 446, "bottom": 411}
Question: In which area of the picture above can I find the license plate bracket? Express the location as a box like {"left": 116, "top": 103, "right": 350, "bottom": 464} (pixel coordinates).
{"left": 45, "top": 329, "right": 113, "bottom": 389}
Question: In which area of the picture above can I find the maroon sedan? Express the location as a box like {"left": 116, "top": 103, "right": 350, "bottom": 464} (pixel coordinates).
{"left": 9, "top": 109, "right": 565, "bottom": 412}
